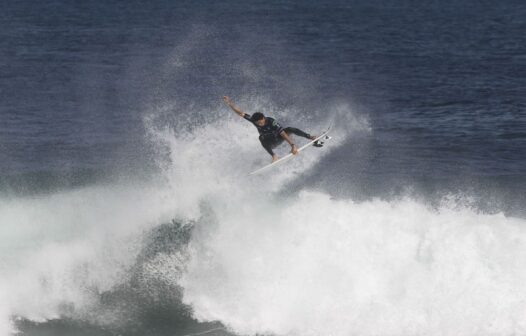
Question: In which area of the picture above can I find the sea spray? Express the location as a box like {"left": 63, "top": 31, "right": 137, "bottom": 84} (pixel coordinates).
{"left": 0, "top": 101, "right": 352, "bottom": 335}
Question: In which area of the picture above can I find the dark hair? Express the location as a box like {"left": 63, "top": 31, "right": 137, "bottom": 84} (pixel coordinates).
{"left": 251, "top": 112, "right": 265, "bottom": 122}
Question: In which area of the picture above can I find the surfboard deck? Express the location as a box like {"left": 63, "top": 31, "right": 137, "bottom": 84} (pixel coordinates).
{"left": 248, "top": 125, "right": 332, "bottom": 176}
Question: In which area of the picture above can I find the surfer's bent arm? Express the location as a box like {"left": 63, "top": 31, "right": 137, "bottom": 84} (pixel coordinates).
{"left": 280, "top": 130, "right": 298, "bottom": 155}
{"left": 223, "top": 96, "right": 246, "bottom": 117}
{"left": 280, "top": 130, "right": 295, "bottom": 148}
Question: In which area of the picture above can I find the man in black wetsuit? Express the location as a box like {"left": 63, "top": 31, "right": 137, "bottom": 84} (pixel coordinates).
{"left": 223, "top": 96, "right": 317, "bottom": 163}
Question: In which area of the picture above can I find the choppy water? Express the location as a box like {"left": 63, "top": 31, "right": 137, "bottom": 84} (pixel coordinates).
{"left": 1, "top": 1, "right": 525, "bottom": 336}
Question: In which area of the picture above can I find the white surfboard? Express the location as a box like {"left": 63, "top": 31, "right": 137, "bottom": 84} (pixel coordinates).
{"left": 249, "top": 125, "right": 332, "bottom": 176}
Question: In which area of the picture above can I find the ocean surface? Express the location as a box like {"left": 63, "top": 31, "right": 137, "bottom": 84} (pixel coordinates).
{"left": 1, "top": 1, "right": 526, "bottom": 335}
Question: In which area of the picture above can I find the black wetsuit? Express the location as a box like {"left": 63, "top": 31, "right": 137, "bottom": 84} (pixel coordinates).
{"left": 243, "top": 114, "right": 311, "bottom": 156}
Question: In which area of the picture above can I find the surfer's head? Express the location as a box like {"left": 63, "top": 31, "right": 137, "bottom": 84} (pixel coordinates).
{"left": 251, "top": 112, "right": 265, "bottom": 126}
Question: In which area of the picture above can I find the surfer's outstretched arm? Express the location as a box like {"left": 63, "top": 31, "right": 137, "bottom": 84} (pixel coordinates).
{"left": 223, "top": 96, "right": 246, "bottom": 117}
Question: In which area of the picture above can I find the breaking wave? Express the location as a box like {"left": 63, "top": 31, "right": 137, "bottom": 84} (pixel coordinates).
{"left": 1, "top": 104, "right": 525, "bottom": 336}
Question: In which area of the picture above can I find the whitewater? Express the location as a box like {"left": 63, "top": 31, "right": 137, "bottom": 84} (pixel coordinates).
{"left": 1, "top": 103, "right": 526, "bottom": 336}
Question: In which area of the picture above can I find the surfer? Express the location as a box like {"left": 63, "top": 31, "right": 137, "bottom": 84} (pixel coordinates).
{"left": 223, "top": 96, "right": 318, "bottom": 162}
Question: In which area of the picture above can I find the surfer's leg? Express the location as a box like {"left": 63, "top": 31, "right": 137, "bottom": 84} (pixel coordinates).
{"left": 259, "top": 134, "right": 277, "bottom": 156}
{"left": 283, "top": 127, "right": 315, "bottom": 140}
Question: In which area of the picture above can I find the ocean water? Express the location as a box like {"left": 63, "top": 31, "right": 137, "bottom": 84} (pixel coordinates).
{"left": 1, "top": 1, "right": 526, "bottom": 335}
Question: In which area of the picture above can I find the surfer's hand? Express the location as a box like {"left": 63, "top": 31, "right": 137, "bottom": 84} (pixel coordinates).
{"left": 271, "top": 155, "right": 278, "bottom": 163}
{"left": 223, "top": 96, "right": 231, "bottom": 105}
{"left": 291, "top": 144, "right": 298, "bottom": 155}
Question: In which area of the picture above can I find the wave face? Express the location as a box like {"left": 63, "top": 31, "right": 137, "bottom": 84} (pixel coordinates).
{"left": 0, "top": 183, "right": 180, "bottom": 334}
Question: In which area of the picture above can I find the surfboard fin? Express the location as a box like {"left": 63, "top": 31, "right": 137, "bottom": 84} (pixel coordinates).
{"left": 313, "top": 135, "right": 331, "bottom": 147}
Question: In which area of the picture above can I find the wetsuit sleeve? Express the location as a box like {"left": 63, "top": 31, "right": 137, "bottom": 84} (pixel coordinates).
{"left": 243, "top": 114, "right": 252, "bottom": 122}
{"left": 271, "top": 118, "right": 284, "bottom": 134}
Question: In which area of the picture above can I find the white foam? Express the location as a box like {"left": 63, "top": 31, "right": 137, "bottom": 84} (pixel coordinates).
{"left": 0, "top": 289, "right": 13, "bottom": 336}
{"left": 181, "top": 191, "right": 526, "bottom": 336}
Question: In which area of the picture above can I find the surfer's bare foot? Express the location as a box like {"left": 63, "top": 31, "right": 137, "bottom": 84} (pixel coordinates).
{"left": 271, "top": 155, "right": 278, "bottom": 163}
{"left": 309, "top": 135, "right": 317, "bottom": 140}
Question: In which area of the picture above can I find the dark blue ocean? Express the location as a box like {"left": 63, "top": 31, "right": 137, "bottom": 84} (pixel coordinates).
{"left": 1, "top": 1, "right": 526, "bottom": 336}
